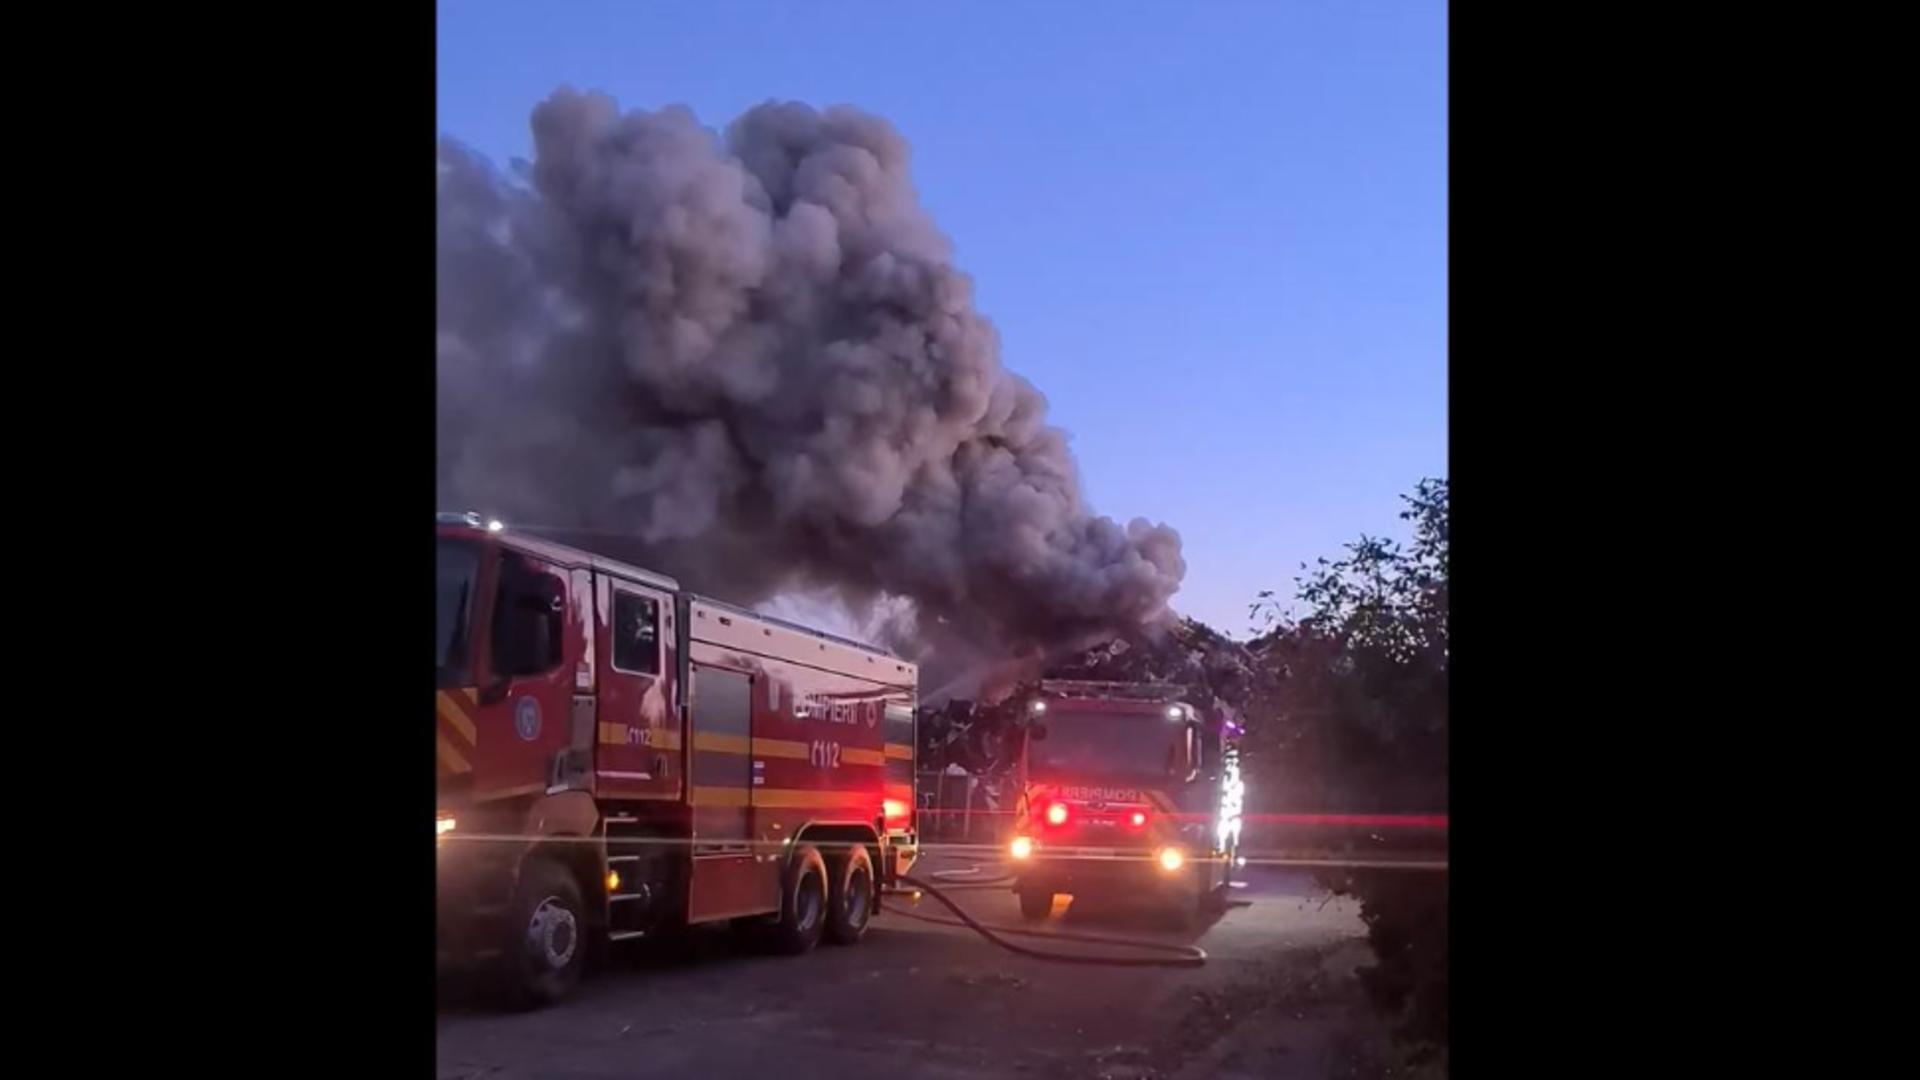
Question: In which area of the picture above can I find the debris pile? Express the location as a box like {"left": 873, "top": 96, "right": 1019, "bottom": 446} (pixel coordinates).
{"left": 917, "top": 616, "right": 1272, "bottom": 779}
{"left": 1041, "top": 618, "right": 1268, "bottom": 723}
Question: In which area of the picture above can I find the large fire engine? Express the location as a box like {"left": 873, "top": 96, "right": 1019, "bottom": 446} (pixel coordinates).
{"left": 435, "top": 513, "right": 918, "bottom": 1005}
{"left": 1002, "top": 680, "right": 1244, "bottom": 925}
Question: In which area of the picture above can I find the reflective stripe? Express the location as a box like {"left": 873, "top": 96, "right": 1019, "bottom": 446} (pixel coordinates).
{"left": 437, "top": 691, "right": 476, "bottom": 745}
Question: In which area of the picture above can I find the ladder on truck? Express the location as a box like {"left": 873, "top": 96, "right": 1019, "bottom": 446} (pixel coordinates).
{"left": 603, "top": 812, "right": 673, "bottom": 943}
{"left": 1037, "top": 680, "right": 1194, "bottom": 704}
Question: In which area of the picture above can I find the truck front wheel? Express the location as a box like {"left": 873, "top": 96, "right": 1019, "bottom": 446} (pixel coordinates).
{"left": 503, "top": 858, "right": 586, "bottom": 1008}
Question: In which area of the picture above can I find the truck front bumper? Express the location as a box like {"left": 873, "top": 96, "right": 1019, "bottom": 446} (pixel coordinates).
{"left": 888, "top": 831, "right": 918, "bottom": 883}
{"left": 436, "top": 827, "right": 522, "bottom": 967}
{"left": 1012, "top": 851, "right": 1221, "bottom": 898}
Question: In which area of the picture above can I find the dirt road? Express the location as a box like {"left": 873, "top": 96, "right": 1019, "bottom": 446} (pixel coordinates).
{"left": 437, "top": 856, "right": 1384, "bottom": 1079}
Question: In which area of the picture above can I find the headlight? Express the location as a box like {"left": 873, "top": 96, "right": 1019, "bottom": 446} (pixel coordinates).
{"left": 436, "top": 815, "right": 457, "bottom": 838}
{"left": 1158, "top": 847, "right": 1185, "bottom": 872}
{"left": 1010, "top": 836, "right": 1034, "bottom": 860}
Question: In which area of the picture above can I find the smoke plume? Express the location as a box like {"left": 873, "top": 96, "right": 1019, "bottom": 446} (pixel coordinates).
{"left": 438, "top": 91, "right": 1185, "bottom": 688}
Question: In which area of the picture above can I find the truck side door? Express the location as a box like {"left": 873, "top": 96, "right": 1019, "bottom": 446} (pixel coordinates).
{"left": 471, "top": 549, "right": 585, "bottom": 800}
{"left": 593, "top": 575, "right": 680, "bottom": 800}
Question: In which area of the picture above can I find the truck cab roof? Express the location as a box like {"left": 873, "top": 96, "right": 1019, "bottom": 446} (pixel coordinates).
{"left": 435, "top": 513, "right": 909, "bottom": 669}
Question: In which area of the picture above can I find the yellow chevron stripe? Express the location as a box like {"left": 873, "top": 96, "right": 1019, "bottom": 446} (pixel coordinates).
{"left": 437, "top": 691, "right": 476, "bottom": 745}
{"left": 690, "top": 787, "right": 750, "bottom": 807}
{"left": 840, "top": 747, "right": 885, "bottom": 767}
{"left": 436, "top": 732, "right": 471, "bottom": 774}
{"left": 1144, "top": 790, "right": 1178, "bottom": 813}
{"left": 884, "top": 742, "right": 914, "bottom": 760}
{"left": 599, "top": 722, "right": 625, "bottom": 745}
{"left": 461, "top": 687, "right": 479, "bottom": 705}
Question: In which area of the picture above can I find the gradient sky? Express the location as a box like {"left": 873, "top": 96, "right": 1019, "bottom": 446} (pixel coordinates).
{"left": 437, "top": 0, "right": 1447, "bottom": 637}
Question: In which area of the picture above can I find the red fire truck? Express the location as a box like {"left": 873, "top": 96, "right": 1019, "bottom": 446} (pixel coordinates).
{"left": 435, "top": 513, "right": 918, "bottom": 1005}
{"left": 1003, "top": 681, "right": 1244, "bottom": 926}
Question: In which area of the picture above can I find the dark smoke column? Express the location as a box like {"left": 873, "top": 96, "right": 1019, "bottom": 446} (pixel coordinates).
{"left": 438, "top": 91, "right": 1185, "bottom": 673}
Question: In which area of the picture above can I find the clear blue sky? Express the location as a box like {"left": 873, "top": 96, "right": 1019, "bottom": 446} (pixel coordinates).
{"left": 437, "top": 0, "right": 1447, "bottom": 637}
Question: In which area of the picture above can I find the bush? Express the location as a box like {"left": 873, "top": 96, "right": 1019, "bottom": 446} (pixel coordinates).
{"left": 1322, "top": 867, "right": 1448, "bottom": 1069}
{"left": 1251, "top": 479, "right": 1449, "bottom": 1067}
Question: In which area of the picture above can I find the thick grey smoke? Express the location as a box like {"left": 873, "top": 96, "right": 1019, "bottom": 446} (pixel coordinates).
{"left": 438, "top": 91, "right": 1185, "bottom": 685}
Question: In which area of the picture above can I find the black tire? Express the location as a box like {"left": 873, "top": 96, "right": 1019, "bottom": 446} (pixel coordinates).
{"left": 1018, "top": 885, "right": 1055, "bottom": 921}
{"left": 1163, "top": 866, "right": 1212, "bottom": 931}
{"left": 502, "top": 858, "right": 587, "bottom": 1008}
{"left": 766, "top": 843, "right": 829, "bottom": 954}
{"left": 825, "top": 844, "right": 875, "bottom": 945}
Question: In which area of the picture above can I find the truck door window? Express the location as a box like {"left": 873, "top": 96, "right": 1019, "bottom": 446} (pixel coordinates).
{"left": 611, "top": 590, "right": 661, "bottom": 676}
{"left": 493, "top": 554, "right": 565, "bottom": 677}
{"left": 436, "top": 539, "right": 480, "bottom": 686}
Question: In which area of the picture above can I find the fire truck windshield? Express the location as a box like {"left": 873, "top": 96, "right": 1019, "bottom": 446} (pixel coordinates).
{"left": 1028, "top": 711, "right": 1182, "bottom": 780}
{"left": 437, "top": 539, "right": 480, "bottom": 686}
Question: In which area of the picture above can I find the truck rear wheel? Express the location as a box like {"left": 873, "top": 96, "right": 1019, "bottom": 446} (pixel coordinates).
{"left": 765, "top": 843, "right": 829, "bottom": 955}
{"left": 501, "top": 857, "right": 586, "bottom": 1008}
{"left": 825, "top": 844, "right": 874, "bottom": 945}
{"left": 1018, "top": 885, "right": 1055, "bottom": 921}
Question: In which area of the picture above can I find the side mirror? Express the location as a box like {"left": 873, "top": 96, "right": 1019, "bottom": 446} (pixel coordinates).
{"left": 477, "top": 677, "right": 509, "bottom": 706}
{"left": 1171, "top": 724, "right": 1200, "bottom": 783}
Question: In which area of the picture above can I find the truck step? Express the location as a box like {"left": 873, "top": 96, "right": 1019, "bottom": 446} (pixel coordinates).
{"left": 605, "top": 814, "right": 639, "bottom": 825}
{"left": 609, "top": 892, "right": 649, "bottom": 904}
{"left": 607, "top": 930, "right": 649, "bottom": 943}
{"left": 608, "top": 854, "right": 640, "bottom": 864}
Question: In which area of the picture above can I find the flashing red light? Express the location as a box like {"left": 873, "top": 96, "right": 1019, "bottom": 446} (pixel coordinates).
{"left": 1128, "top": 810, "right": 1148, "bottom": 828}
{"left": 883, "top": 799, "right": 910, "bottom": 826}
{"left": 1044, "top": 801, "right": 1070, "bottom": 827}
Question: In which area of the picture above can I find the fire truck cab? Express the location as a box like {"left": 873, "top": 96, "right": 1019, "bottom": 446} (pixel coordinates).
{"left": 436, "top": 513, "right": 918, "bottom": 1005}
{"left": 1004, "top": 681, "right": 1243, "bottom": 926}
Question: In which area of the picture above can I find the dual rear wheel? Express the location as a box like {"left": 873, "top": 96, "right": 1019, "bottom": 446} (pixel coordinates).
{"left": 768, "top": 841, "right": 875, "bottom": 952}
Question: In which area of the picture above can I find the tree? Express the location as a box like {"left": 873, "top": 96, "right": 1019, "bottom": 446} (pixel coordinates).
{"left": 1246, "top": 478, "right": 1449, "bottom": 1071}
{"left": 1246, "top": 477, "right": 1448, "bottom": 812}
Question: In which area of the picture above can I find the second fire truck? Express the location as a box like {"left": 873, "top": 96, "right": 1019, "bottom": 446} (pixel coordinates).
{"left": 1002, "top": 680, "right": 1244, "bottom": 925}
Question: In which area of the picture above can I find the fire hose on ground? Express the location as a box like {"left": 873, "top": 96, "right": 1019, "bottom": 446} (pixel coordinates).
{"left": 888, "top": 859, "right": 1210, "bottom": 969}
